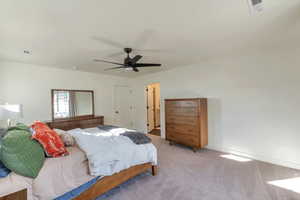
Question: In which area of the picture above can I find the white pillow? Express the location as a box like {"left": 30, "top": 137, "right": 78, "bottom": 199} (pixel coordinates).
{"left": 53, "top": 129, "right": 76, "bottom": 147}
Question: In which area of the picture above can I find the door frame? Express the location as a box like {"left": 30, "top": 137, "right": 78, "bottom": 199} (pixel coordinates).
{"left": 153, "top": 87, "right": 157, "bottom": 128}
{"left": 146, "top": 83, "right": 160, "bottom": 133}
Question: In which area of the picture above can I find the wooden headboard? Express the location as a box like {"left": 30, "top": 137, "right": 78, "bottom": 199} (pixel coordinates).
{"left": 46, "top": 116, "right": 104, "bottom": 130}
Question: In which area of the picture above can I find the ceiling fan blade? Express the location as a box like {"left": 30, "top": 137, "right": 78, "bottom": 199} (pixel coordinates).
{"left": 94, "top": 59, "right": 124, "bottom": 66}
{"left": 134, "top": 63, "right": 162, "bottom": 67}
{"left": 91, "top": 36, "right": 125, "bottom": 48}
{"left": 131, "top": 55, "right": 143, "bottom": 64}
{"left": 104, "top": 66, "right": 125, "bottom": 71}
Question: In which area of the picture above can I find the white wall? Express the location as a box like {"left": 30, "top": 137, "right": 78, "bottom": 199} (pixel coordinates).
{"left": 2, "top": 50, "right": 300, "bottom": 171}
{"left": 0, "top": 61, "right": 132, "bottom": 125}
{"left": 131, "top": 51, "right": 300, "bottom": 170}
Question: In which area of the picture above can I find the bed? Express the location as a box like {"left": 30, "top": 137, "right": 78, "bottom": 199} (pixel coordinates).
{"left": 0, "top": 118, "right": 158, "bottom": 200}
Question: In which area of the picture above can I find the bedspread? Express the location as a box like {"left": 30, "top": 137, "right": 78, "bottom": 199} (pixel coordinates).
{"left": 69, "top": 127, "right": 157, "bottom": 176}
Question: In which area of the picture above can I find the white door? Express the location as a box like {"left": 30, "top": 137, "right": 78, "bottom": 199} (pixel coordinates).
{"left": 147, "top": 86, "right": 155, "bottom": 132}
{"left": 113, "top": 85, "right": 133, "bottom": 128}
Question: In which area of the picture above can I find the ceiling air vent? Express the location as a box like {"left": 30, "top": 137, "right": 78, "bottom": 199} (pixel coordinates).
{"left": 247, "top": 0, "right": 263, "bottom": 13}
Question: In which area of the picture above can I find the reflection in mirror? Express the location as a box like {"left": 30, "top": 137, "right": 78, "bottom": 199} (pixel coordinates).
{"left": 52, "top": 90, "right": 94, "bottom": 120}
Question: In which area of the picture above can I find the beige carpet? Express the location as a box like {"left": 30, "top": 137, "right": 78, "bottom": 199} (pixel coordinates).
{"left": 97, "top": 135, "right": 300, "bottom": 200}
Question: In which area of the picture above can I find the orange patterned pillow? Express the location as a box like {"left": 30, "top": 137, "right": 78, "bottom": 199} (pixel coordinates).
{"left": 31, "top": 121, "right": 69, "bottom": 157}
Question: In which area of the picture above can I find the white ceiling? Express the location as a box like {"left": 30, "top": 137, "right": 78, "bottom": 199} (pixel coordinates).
{"left": 1, "top": 0, "right": 300, "bottom": 77}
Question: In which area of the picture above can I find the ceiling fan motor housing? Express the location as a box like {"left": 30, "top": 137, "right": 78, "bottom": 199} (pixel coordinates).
{"left": 95, "top": 47, "right": 161, "bottom": 72}
{"left": 124, "top": 48, "right": 132, "bottom": 54}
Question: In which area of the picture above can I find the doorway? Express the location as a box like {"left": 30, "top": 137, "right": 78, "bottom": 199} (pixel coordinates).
{"left": 113, "top": 85, "right": 133, "bottom": 128}
{"left": 146, "top": 83, "right": 161, "bottom": 136}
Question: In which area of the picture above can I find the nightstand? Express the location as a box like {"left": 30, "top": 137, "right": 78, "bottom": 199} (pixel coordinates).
{"left": 0, "top": 189, "right": 27, "bottom": 200}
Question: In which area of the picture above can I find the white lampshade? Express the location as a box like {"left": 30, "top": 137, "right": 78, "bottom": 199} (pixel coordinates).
{"left": 0, "top": 104, "right": 23, "bottom": 120}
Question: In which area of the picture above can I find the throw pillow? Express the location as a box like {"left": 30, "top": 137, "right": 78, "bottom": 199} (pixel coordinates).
{"left": 54, "top": 129, "right": 76, "bottom": 147}
{"left": 31, "top": 121, "right": 69, "bottom": 157}
{"left": 7, "top": 123, "right": 30, "bottom": 132}
{"left": 0, "top": 128, "right": 45, "bottom": 178}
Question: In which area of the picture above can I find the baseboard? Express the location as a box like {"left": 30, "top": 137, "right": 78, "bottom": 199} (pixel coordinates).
{"left": 207, "top": 145, "right": 300, "bottom": 170}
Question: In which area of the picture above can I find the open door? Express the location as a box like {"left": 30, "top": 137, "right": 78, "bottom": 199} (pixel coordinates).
{"left": 146, "top": 83, "right": 160, "bottom": 136}
{"left": 147, "top": 86, "right": 155, "bottom": 132}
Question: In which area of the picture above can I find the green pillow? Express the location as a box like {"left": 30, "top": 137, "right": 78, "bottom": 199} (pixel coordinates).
{"left": 0, "top": 129, "right": 45, "bottom": 178}
{"left": 7, "top": 123, "right": 30, "bottom": 132}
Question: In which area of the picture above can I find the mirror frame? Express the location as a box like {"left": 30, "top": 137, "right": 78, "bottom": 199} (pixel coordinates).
{"left": 51, "top": 89, "right": 95, "bottom": 121}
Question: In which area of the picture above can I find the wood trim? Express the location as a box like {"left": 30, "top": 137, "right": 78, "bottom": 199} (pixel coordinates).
{"left": 0, "top": 189, "right": 27, "bottom": 200}
{"left": 51, "top": 89, "right": 95, "bottom": 121}
{"left": 74, "top": 163, "right": 157, "bottom": 200}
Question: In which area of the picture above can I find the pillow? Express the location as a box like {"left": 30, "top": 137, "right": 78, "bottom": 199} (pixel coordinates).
{"left": 54, "top": 129, "right": 76, "bottom": 147}
{"left": 0, "top": 128, "right": 45, "bottom": 178}
{"left": 67, "top": 128, "right": 83, "bottom": 135}
{"left": 0, "top": 160, "right": 10, "bottom": 178}
{"left": 8, "top": 123, "right": 30, "bottom": 132}
{"left": 31, "top": 121, "right": 69, "bottom": 157}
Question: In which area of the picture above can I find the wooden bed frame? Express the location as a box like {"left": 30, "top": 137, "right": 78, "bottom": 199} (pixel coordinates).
{"left": 47, "top": 117, "right": 158, "bottom": 200}
{"left": 75, "top": 163, "right": 157, "bottom": 200}
{"left": 0, "top": 165, "right": 157, "bottom": 200}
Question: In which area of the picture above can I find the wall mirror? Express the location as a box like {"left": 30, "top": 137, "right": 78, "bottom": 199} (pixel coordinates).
{"left": 51, "top": 89, "right": 94, "bottom": 120}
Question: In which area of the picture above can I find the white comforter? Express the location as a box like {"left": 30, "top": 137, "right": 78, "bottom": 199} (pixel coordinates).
{"left": 68, "top": 127, "right": 157, "bottom": 176}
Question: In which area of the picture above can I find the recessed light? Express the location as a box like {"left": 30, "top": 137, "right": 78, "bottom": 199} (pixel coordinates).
{"left": 23, "top": 50, "right": 30, "bottom": 54}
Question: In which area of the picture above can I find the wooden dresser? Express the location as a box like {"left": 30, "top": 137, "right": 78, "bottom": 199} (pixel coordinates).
{"left": 165, "top": 98, "right": 208, "bottom": 151}
{"left": 46, "top": 116, "right": 104, "bottom": 130}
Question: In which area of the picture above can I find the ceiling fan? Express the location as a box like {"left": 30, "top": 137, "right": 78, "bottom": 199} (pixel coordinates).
{"left": 94, "top": 48, "right": 162, "bottom": 72}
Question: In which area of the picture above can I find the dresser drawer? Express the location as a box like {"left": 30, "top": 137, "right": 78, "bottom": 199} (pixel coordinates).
{"left": 50, "top": 121, "right": 80, "bottom": 130}
{"left": 80, "top": 118, "right": 103, "bottom": 128}
{"left": 46, "top": 116, "right": 104, "bottom": 131}
{"left": 166, "top": 124, "right": 199, "bottom": 136}
{"left": 166, "top": 100, "right": 198, "bottom": 108}
{"left": 166, "top": 107, "right": 198, "bottom": 117}
{"left": 165, "top": 98, "right": 208, "bottom": 150}
{"left": 167, "top": 133, "right": 199, "bottom": 147}
{"left": 165, "top": 115, "right": 199, "bottom": 126}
